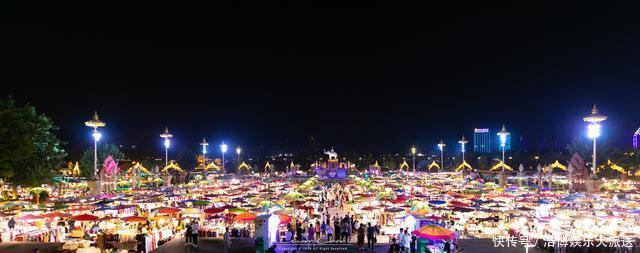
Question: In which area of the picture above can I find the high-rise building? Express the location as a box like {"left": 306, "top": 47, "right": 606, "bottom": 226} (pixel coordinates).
{"left": 497, "top": 134, "right": 512, "bottom": 151}
{"left": 473, "top": 128, "right": 491, "bottom": 153}
{"left": 634, "top": 128, "right": 640, "bottom": 149}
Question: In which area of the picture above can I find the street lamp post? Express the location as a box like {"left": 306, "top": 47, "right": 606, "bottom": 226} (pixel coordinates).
{"left": 200, "top": 138, "right": 209, "bottom": 155}
{"left": 220, "top": 142, "right": 228, "bottom": 171}
{"left": 583, "top": 105, "right": 607, "bottom": 176}
{"left": 497, "top": 125, "right": 510, "bottom": 173}
{"left": 85, "top": 111, "right": 105, "bottom": 178}
{"left": 497, "top": 125, "right": 510, "bottom": 187}
{"left": 458, "top": 135, "right": 468, "bottom": 165}
{"left": 437, "top": 139, "right": 446, "bottom": 172}
{"left": 411, "top": 145, "right": 416, "bottom": 174}
{"left": 160, "top": 127, "right": 173, "bottom": 167}
{"left": 200, "top": 138, "right": 209, "bottom": 168}
{"left": 236, "top": 147, "right": 242, "bottom": 163}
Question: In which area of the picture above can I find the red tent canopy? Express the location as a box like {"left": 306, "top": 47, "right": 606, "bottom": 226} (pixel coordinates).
{"left": 41, "top": 212, "right": 71, "bottom": 219}
{"left": 221, "top": 204, "right": 237, "bottom": 209}
{"left": 72, "top": 214, "right": 99, "bottom": 221}
{"left": 204, "top": 207, "right": 225, "bottom": 214}
{"left": 390, "top": 199, "right": 406, "bottom": 205}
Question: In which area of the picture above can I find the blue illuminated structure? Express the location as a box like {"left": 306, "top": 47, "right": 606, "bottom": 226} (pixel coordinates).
{"left": 634, "top": 128, "right": 640, "bottom": 149}
{"left": 473, "top": 128, "right": 491, "bottom": 153}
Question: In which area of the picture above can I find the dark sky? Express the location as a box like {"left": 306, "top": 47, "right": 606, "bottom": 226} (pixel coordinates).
{"left": 3, "top": 3, "right": 640, "bottom": 158}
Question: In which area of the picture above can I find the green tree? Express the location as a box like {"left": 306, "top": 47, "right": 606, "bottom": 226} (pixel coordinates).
{"left": 566, "top": 136, "right": 614, "bottom": 167}
{"left": 173, "top": 146, "right": 198, "bottom": 172}
{"left": 474, "top": 154, "right": 490, "bottom": 170}
{"left": 591, "top": 148, "right": 640, "bottom": 178}
{"left": 29, "top": 187, "right": 48, "bottom": 205}
{"left": 79, "top": 143, "right": 125, "bottom": 178}
{"left": 140, "top": 159, "right": 164, "bottom": 174}
{"left": 381, "top": 158, "right": 396, "bottom": 171}
{"left": 0, "top": 97, "right": 67, "bottom": 186}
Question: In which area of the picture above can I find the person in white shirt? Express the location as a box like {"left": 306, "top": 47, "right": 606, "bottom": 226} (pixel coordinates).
{"left": 398, "top": 228, "right": 406, "bottom": 253}
{"left": 403, "top": 228, "right": 411, "bottom": 252}
{"left": 191, "top": 221, "right": 199, "bottom": 248}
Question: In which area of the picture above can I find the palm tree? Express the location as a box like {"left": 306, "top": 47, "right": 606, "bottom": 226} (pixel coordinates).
{"left": 29, "top": 187, "right": 48, "bottom": 205}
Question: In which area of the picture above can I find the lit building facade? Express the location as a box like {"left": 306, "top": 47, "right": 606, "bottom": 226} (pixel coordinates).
{"left": 473, "top": 128, "right": 491, "bottom": 153}
{"left": 634, "top": 127, "right": 640, "bottom": 149}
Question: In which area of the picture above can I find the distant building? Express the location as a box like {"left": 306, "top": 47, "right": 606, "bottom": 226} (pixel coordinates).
{"left": 497, "top": 134, "right": 512, "bottom": 151}
{"left": 634, "top": 127, "right": 640, "bottom": 149}
{"left": 473, "top": 128, "right": 491, "bottom": 153}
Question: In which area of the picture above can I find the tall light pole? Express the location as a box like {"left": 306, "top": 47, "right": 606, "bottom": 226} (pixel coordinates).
{"left": 200, "top": 138, "right": 209, "bottom": 168}
{"left": 200, "top": 138, "right": 209, "bottom": 155}
{"left": 583, "top": 105, "right": 607, "bottom": 176}
{"left": 458, "top": 135, "right": 468, "bottom": 165}
{"left": 85, "top": 111, "right": 105, "bottom": 178}
{"left": 410, "top": 145, "right": 416, "bottom": 173}
{"left": 160, "top": 127, "right": 173, "bottom": 167}
{"left": 236, "top": 147, "right": 242, "bottom": 163}
{"left": 220, "top": 142, "right": 228, "bottom": 171}
{"left": 497, "top": 125, "right": 510, "bottom": 173}
{"left": 437, "top": 139, "right": 446, "bottom": 172}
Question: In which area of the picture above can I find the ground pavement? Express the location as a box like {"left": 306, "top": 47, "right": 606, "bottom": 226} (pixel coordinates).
{"left": 152, "top": 237, "right": 254, "bottom": 253}
{"left": 0, "top": 239, "right": 547, "bottom": 253}
{"left": 152, "top": 238, "right": 546, "bottom": 253}
{"left": 0, "top": 242, "right": 63, "bottom": 253}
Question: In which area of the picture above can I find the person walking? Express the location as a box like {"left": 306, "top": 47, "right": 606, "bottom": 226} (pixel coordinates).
{"left": 357, "top": 223, "right": 365, "bottom": 250}
{"left": 341, "top": 221, "right": 350, "bottom": 242}
{"left": 366, "top": 222, "right": 377, "bottom": 250}
{"left": 185, "top": 220, "right": 192, "bottom": 247}
{"left": 444, "top": 240, "right": 451, "bottom": 253}
{"left": 296, "top": 222, "right": 303, "bottom": 241}
{"left": 321, "top": 221, "right": 327, "bottom": 239}
{"left": 326, "top": 223, "right": 333, "bottom": 241}
{"left": 223, "top": 227, "right": 232, "bottom": 253}
{"left": 334, "top": 219, "right": 341, "bottom": 241}
{"left": 403, "top": 229, "right": 411, "bottom": 253}
{"left": 398, "top": 228, "right": 406, "bottom": 253}
{"left": 7, "top": 218, "right": 15, "bottom": 230}
{"left": 410, "top": 232, "right": 417, "bottom": 253}
{"left": 307, "top": 224, "right": 315, "bottom": 242}
{"left": 191, "top": 221, "right": 199, "bottom": 248}
{"left": 314, "top": 221, "right": 321, "bottom": 240}
{"left": 389, "top": 238, "right": 401, "bottom": 253}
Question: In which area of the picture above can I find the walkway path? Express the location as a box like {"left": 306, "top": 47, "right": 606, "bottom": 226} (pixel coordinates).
{"left": 151, "top": 237, "right": 253, "bottom": 253}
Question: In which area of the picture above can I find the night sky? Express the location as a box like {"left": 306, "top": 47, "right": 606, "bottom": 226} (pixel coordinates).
{"left": 3, "top": 3, "right": 640, "bottom": 158}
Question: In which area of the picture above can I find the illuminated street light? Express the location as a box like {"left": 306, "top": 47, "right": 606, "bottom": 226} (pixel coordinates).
{"left": 458, "top": 135, "right": 468, "bottom": 167}
{"left": 236, "top": 147, "right": 242, "bottom": 163}
{"left": 200, "top": 138, "right": 209, "bottom": 168}
{"left": 437, "top": 139, "right": 446, "bottom": 172}
{"left": 583, "top": 105, "right": 607, "bottom": 176}
{"left": 411, "top": 145, "right": 417, "bottom": 173}
{"left": 85, "top": 111, "right": 105, "bottom": 177}
{"left": 497, "top": 125, "right": 510, "bottom": 173}
{"left": 159, "top": 127, "right": 173, "bottom": 166}
{"left": 200, "top": 138, "right": 209, "bottom": 155}
{"left": 220, "top": 142, "right": 228, "bottom": 171}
